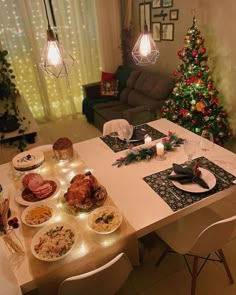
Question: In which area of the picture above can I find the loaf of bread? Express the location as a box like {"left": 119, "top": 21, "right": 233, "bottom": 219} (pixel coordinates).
{"left": 53, "top": 137, "right": 73, "bottom": 161}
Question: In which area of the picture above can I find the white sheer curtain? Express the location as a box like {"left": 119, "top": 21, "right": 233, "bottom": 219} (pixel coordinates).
{"left": 0, "top": 0, "right": 101, "bottom": 121}
{"left": 95, "top": 0, "right": 122, "bottom": 73}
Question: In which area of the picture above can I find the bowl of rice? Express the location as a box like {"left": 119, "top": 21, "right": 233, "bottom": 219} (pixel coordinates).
{"left": 88, "top": 206, "right": 123, "bottom": 234}
{"left": 31, "top": 222, "right": 77, "bottom": 261}
{"left": 21, "top": 202, "right": 55, "bottom": 227}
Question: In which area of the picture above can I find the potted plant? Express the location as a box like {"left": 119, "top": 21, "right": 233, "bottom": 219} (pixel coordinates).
{"left": 0, "top": 49, "right": 29, "bottom": 151}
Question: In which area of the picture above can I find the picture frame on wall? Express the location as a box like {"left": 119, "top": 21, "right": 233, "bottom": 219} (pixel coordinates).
{"left": 152, "top": 22, "right": 161, "bottom": 41}
{"left": 161, "top": 23, "right": 174, "bottom": 41}
{"left": 162, "top": 0, "right": 173, "bottom": 8}
{"left": 152, "top": 0, "right": 161, "bottom": 8}
{"left": 139, "top": 2, "right": 151, "bottom": 32}
{"left": 169, "top": 9, "right": 179, "bottom": 20}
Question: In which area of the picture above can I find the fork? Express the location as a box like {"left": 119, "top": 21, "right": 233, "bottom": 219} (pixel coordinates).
{"left": 157, "top": 179, "right": 181, "bottom": 201}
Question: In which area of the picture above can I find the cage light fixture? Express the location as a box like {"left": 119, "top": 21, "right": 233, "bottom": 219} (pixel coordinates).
{"left": 40, "top": 0, "right": 74, "bottom": 78}
{"left": 132, "top": 0, "right": 160, "bottom": 66}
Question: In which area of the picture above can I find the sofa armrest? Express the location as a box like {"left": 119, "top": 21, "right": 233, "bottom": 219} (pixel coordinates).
{"left": 83, "top": 82, "right": 100, "bottom": 98}
{"left": 123, "top": 105, "right": 157, "bottom": 126}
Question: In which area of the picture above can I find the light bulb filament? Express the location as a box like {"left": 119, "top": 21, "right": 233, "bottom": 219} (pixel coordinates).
{"left": 139, "top": 34, "right": 151, "bottom": 56}
{"left": 47, "top": 41, "right": 62, "bottom": 65}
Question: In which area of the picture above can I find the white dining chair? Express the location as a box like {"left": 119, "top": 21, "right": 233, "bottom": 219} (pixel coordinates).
{"left": 0, "top": 241, "right": 22, "bottom": 295}
{"left": 155, "top": 207, "right": 236, "bottom": 295}
{"left": 102, "top": 119, "right": 130, "bottom": 136}
{"left": 29, "top": 144, "right": 52, "bottom": 152}
{"left": 57, "top": 252, "right": 132, "bottom": 295}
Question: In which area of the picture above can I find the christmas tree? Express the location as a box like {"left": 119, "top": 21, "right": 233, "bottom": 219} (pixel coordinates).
{"left": 161, "top": 17, "right": 232, "bottom": 145}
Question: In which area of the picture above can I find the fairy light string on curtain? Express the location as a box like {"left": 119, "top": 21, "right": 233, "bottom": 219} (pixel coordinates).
{"left": 132, "top": 0, "right": 160, "bottom": 66}
{"left": 40, "top": 0, "right": 74, "bottom": 78}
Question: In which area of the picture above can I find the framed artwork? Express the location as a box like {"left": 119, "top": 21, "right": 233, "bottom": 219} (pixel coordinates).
{"left": 152, "top": 22, "right": 161, "bottom": 41}
{"left": 161, "top": 23, "right": 174, "bottom": 41}
{"left": 162, "top": 0, "right": 173, "bottom": 8}
{"left": 169, "top": 9, "right": 179, "bottom": 20}
{"left": 152, "top": 0, "right": 161, "bottom": 8}
{"left": 139, "top": 2, "right": 151, "bottom": 32}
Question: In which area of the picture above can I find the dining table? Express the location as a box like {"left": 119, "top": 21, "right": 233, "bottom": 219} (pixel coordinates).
{"left": 1, "top": 118, "right": 236, "bottom": 295}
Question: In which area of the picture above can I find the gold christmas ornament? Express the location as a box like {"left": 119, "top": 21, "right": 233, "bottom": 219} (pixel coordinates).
{"left": 196, "top": 101, "right": 205, "bottom": 112}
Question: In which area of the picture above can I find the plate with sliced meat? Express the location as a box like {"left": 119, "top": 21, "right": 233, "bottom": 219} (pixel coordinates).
{"left": 15, "top": 173, "right": 61, "bottom": 206}
{"left": 58, "top": 171, "right": 107, "bottom": 215}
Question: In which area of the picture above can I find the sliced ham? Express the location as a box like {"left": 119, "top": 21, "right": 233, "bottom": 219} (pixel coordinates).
{"left": 22, "top": 173, "right": 43, "bottom": 189}
{"left": 32, "top": 182, "right": 53, "bottom": 199}
{"left": 27, "top": 174, "right": 44, "bottom": 191}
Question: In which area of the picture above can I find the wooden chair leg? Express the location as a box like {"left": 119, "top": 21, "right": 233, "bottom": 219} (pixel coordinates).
{"left": 191, "top": 256, "right": 198, "bottom": 295}
{"left": 218, "top": 249, "right": 234, "bottom": 284}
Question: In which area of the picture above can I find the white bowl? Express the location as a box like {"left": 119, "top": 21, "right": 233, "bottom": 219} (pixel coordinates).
{"left": 31, "top": 222, "right": 77, "bottom": 261}
{"left": 88, "top": 206, "right": 123, "bottom": 234}
{"left": 21, "top": 202, "right": 56, "bottom": 227}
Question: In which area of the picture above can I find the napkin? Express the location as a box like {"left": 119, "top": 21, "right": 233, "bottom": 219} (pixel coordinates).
{"left": 168, "top": 163, "right": 209, "bottom": 189}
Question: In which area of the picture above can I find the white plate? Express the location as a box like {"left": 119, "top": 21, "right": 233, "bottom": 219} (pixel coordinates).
{"left": 88, "top": 206, "right": 123, "bottom": 234}
{"left": 31, "top": 222, "right": 77, "bottom": 262}
{"left": 15, "top": 177, "right": 61, "bottom": 206}
{"left": 171, "top": 168, "right": 216, "bottom": 193}
{"left": 21, "top": 202, "right": 56, "bottom": 227}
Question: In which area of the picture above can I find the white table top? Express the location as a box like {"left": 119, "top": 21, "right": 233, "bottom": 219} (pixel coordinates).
{"left": 72, "top": 118, "right": 236, "bottom": 238}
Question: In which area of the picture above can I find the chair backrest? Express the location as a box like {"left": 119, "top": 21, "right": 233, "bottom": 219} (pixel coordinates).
{"left": 29, "top": 144, "right": 52, "bottom": 152}
{"left": 188, "top": 214, "right": 236, "bottom": 256}
{"left": 0, "top": 240, "right": 22, "bottom": 295}
{"left": 102, "top": 119, "right": 130, "bottom": 136}
{"left": 58, "top": 253, "right": 132, "bottom": 295}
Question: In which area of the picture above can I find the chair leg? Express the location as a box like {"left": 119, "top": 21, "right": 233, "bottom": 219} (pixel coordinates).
{"left": 191, "top": 256, "right": 198, "bottom": 295}
{"left": 218, "top": 249, "right": 234, "bottom": 284}
{"left": 155, "top": 247, "right": 169, "bottom": 268}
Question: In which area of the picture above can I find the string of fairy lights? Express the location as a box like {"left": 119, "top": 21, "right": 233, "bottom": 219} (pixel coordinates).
{"left": 0, "top": 0, "right": 101, "bottom": 120}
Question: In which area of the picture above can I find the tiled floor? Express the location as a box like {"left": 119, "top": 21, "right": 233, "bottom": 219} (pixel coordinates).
{"left": 4, "top": 115, "right": 236, "bottom": 295}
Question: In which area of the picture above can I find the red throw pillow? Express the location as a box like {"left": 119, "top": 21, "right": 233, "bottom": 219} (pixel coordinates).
{"left": 100, "top": 79, "right": 119, "bottom": 96}
{"left": 101, "top": 71, "right": 115, "bottom": 81}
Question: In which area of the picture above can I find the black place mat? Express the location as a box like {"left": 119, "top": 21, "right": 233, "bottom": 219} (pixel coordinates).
{"left": 100, "top": 123, "right": 166, "bottom": 153}
{"left": 143, "top": 156, "right": 236, "bottom": 212}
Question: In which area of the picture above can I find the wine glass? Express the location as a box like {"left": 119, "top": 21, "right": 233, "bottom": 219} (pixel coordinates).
{"left": 200, "top": 130, "right": 214, "bottom": 151}
{"left": 184, "top": 140, "right": 197, "bottom": 164}
{"left": 109, "top": 131, "right": 120, "bottom": 151}
{"left": 119, "top": 125, "right": 133, "bottom": 147}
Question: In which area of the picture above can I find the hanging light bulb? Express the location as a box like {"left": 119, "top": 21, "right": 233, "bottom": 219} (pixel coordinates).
{"left": 132, "top": 1, "right": 160, "bottom": 66}
{"left": 40, "top": 0, "right": 74, "bottom": 78}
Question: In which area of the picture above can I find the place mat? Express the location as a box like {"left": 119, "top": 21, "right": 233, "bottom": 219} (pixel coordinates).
{"left": 143, "top": 156, "right": 236, "bottom": 212}
{"left": 100, "top": 123, "right": 166, "bottom": 152}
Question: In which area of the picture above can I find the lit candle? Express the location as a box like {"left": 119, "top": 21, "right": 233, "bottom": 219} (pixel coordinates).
{"left": 156, "top": 142, "right": 165, "bottom": 156}
{"left": 144, "top": 135, "right": 152, "bottom": 143}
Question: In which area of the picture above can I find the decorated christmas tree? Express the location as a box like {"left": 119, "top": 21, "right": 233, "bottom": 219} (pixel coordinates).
{"left": 161, "top": 17, "right": 232, "bottom": 145}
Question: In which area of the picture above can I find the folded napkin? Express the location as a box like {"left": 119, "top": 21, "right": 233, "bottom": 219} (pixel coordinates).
{"left": 168, "top": 163, "right": 209, "bottom": 189}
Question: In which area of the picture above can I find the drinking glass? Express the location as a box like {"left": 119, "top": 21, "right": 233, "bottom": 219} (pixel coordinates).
{"left": 119, "top": 125, "right": 133, "bottom": 147}
{"left": 109, "top": 131, "right": 120, "bottom": 151}
{"left": 184, "top": 140, "right": 197, "bottom": 163}
{"left": 200, "top": 130, "right": 214, "bottom": 151}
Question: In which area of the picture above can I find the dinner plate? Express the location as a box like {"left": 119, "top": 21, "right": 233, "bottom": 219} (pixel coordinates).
{"left": 31, "top": 222, "right": 77, "bottom": 261}
{"left": 21, "top": 202, "right": 56, "bottom": 227}
{"left": 15, "top": 177, "right": 61, "bottom": 206}
{"left": 118, "top": 129, "right": 144, "bottom": 143}
{"left": 171, "top": 168, "right": 216, "bottom": 193}
{"left": 88, "top": 206, "right": 123, "bottom": 234}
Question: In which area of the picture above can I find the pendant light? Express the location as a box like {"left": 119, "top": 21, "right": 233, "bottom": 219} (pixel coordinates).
{"left": 132, "top": 0, "right": 160, "bottom": 66}
{"left": 40, "top": 0, "right": 74, "bottom": 78}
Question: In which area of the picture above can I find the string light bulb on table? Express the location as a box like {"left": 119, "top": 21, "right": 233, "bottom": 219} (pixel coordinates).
{"left": 132, "top": 0, "right": 160, "bottom": 66}
{"left": 40, "top": 0, "right": 74, "bottom": 78}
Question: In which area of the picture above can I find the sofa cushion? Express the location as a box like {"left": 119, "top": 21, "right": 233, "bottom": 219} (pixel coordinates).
{"left": 95, "top": 103, "right": 133, "bottom": 122}
{"left": 100, "top": 79, "right": 119, "bottom": 96}
{"left": 133, "top": 71, "right": 174, "bottom": 100}
{"left": 127, "top": 89, "right": 164, "bottom": 108}
{"left": 115, "top": 65, "right": 134, "bottom": 94}
{"left": 126, "top": 70, "right": 141, "bottom": 89}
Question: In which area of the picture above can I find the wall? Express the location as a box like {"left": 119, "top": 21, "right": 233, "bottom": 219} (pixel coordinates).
{"left": 121, "top": 0, "right": 236, "bottom": 137}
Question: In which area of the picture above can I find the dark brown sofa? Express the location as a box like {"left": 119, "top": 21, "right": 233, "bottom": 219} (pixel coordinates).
{"left": 82, "top": 65, "right": 174, "bottom": 131}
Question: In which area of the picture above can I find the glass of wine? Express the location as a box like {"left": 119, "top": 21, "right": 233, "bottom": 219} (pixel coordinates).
{"left": 184, "top": 140, "right": 197, "bottom": 164}
{"left": 200, "top": 130, "right": 214, "bottom": 151}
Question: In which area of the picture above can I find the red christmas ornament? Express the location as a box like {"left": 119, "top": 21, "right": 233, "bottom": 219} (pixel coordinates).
{"left": 173, "top": 71, "right": 178, "bottom": 76}
{"left": 200, "top": 47, "right": 206, "bottom": 54}
{"left": 191, "top": 50, "right": 198, "bottom": 57}
{"left": 223, "top": 112, "right": 228, "bottom": 117}
{"left": 214, "top": 137, "right": 220, "bottom": 143}
{"left": 228, "top": 132, "right": 232, "bottom": 137}
{"left": 197, "top": 71, "right": 202, "bottom": 77}
{"left": 192, "top": 120, "right": 196, "bottom": 124}
{"left": 186, "top": 81, "right": 191, "bottom": 86}
{"left": 198, "top": 92, "right": 202, "bottom": 97}
{"left": 177, "top": 50, "right": 182, "bottom": 57}
{"left": 189, "top": 36, "right": 194, "bottom": 41}
{"left": 207, "top": 110, "right": 212, "bottom": 115}
{"left": 218, "top": 125, "right": 223, "bottom": 129}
